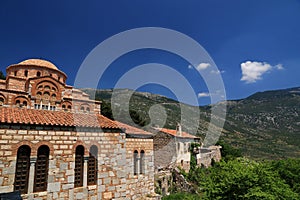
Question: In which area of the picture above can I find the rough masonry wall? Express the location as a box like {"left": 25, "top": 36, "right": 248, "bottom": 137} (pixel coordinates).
{"left": 125, "top": 138, "right": 155, "bottom": 199}
{"left": 153, "top": 132, "right": 176, "bottom": 171}
{"left": 196, "top": 146, "right": 222, "bottom": 168}
{"left": 0, "top": 126, "right": 152, "bottom": 200}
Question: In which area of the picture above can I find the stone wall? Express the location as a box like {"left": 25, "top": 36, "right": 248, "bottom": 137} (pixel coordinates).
{"left": 126, "top": 138, "right": 155, "bottom": 199}
{"left": 196, "top": 146, "right": 222, "bottom": 168}
{"left": 153, "top": 132, "right": 194, "bottom": 172}
{"left": 0, "top": 125, "right": 154, "bottom": 199}
{"left": 153, "top": 132, "right": 176, "bottom": 171}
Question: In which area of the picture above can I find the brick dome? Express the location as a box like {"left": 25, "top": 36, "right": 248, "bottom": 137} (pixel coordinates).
{"left": 18, "top": 59, "right": 58, "bottom": 70}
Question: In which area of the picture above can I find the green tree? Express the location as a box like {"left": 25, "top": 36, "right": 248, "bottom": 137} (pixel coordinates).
{"left": 129, "top": 110, "right": 148, "bottom": 126}
{"left": 162, "top": 193, "right": 200, "bottom": 200}
{"left": 216, "top": 140, "right": 242, "bottom": 161}
{"left": 100, "top": 100, "right": 113, "bottom": 120}
{"left": 270, "top": 158, "right": 300, "bottom": 194}
{"left": 0, "top": 71, "right": 5, "bottom": 80}
{"left": 199, "top": 158, "right": 299, "bottom": 199}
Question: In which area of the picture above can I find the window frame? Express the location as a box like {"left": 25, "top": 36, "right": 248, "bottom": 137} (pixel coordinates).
{"left": 87, "top": 145, "right": 98, "bottom": 185}
{"left": 14, "top": 145, "right": 31, "bottom": 194}
{"left": 33, "top": 145, "right": 50, "bottom": 192}
{"left": 74, "top": 145, "right": 84, "bottom": 187}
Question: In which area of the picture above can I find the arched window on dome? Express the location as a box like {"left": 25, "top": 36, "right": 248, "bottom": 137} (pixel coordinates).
{"left": 43, "top": 92, "right": 50, "bottom": 100}
{"left": 16, "top": 100, "right": 20, "bottom": 106}
{"left": 0, "top": 96, "right": 4, "bottom": 106}
{"left": 36, "top": 71, "right": 41, "bottom": 77}
{"left": 36, "top": 92, "right": 42, "bottom": 99}
{"left": 23, "top": 101, "right": 27, "bottom": 107}
{"left": 24, "top": 70, "right": 28, "bottom": 77}
{"left": 14, "top": 71, "right": 17, "bottom": 76}
{"left": 51, "top": 94, "right": 56, "bottom": 101}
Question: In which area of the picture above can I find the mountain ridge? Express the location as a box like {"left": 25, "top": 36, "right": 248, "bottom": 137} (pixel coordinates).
{"left": 82, "top": 86, "right": 300, "bottom": 160}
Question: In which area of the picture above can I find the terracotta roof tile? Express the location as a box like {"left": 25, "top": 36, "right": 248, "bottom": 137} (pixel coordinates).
{"left": 155, "top": 127, "right": 199, "bottom": 139}
{"left": 0, "top": 107, "right": 119, "bottom": 129}
{"left": 116, "top": 121, "right": 153, "bottom": 135}
{"left": 18, "top": 59, "right": 58, "bottom": 70}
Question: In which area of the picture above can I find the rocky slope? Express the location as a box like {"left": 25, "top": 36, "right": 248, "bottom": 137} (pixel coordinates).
{"left": 82, "top": 87, "right": 300, "bottom": 160}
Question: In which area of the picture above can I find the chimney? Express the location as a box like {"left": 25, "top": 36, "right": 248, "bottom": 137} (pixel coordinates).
{"left": 176, "top": 123, "right": 182, "bottom": 137}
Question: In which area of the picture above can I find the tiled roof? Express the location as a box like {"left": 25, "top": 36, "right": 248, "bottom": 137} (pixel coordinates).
{"left": 155, "top": 127, "right": 199, "bottom": 139}
{"left": 0, "top": 107, "right": 119, "bottom": 129}
{"left": 18, "top": 59, "right": 58, "bottom": 70}
{"left": 116, "top": 121, "right": 153, "bottom": 135}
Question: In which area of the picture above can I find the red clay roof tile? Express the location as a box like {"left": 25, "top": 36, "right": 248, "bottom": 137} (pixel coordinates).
{"left": 116, "top": 121, "right": 153, "bottom": 135}
{"left": 0, "top": 107, "right": 119, "bottom": 129}
{"left": 155, "top": 127, "right": 199, "bottom": 139}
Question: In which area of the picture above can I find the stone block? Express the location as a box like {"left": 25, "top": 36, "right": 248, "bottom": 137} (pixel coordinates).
{"left": 103, "top": 192, "right": 112, "bottom": 200}
{"left": 47, "top": 182, "right": 61, "bottom": 192}
{"left": 67, "top": 175, "right": 74, "bottom": 183}
{"left": 103, "top": 177, "right": 111, "bottom": 185}
{"left": 62, "top": 183, "right": 73, "bottom": 190}
{"left": 76, "top": 192, "right": 84, "bottom": 200}
{"left": 60, "top": 163, "right": 68, "bottom": 170}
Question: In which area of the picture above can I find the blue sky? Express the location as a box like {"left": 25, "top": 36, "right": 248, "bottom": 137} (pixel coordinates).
{"left": 0, "top": 0, "right": 299, "bottom": 105}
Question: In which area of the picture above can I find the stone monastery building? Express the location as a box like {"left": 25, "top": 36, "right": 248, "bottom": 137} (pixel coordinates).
{"left": 0, "top": 59, "right": 155, "bottom": 199}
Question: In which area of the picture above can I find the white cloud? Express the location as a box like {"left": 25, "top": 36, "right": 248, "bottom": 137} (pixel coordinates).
{"left": 198, "top": 92, "right": 210, "bottom": 98}
{"left": 240, "top": 61, "right": 284, "bottom": 83}
{"left": 275, "top": 64, "right": 284, "bottom": 70}
{"left": 196, "top": 63, "right": 211, "bottom": 71}
{"left": 211, "top": 69, "right": 225, "bottom": 74}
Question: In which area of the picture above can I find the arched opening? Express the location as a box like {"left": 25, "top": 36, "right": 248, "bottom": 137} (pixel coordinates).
{"left": 34, "top": 145, "right": 49, "bottom": 192}
{"left": 16, "top": 100, "right": 20, "bottom": 106}
{"left": 88, "top": 145, "right": 98, "bottom": 185}
{"left": 0, "top": 96, "right": 4, "bottom": 106}
{"left": 23, "top": 101, "right": 27, "bottom": 106}
{"left": 74, "top": 145, "right": 84, "bottom": 187}
{"left": 133, "top": 150, "right": 139, "bottom": 175}
{"left": 14, "top": 145, "right": 31, "bottom": 194}
{"left": 51, "top": 94, "right": 56, "bottom": 101}
{"left": 140, "top": 150, "right": 145, "bottom": 174}
{"left": 43, "top": 92, "right": 50, "bottom": 100}
{"left": 24, "top": 70, "right": 28, "bottom": 77}
{"left": 14, "top": 71, "right": 17, "bottom": 76}
{"left": 80, "top": 106, "right": 84, "bottom": 112}
{"left": 36, "top": 71, "right": 41, "bottom": 77}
